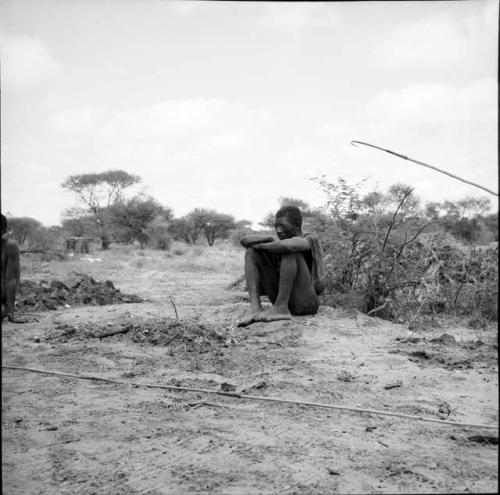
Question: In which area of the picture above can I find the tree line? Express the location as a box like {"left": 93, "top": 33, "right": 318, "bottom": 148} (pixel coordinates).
{"left": 6, "top": 169, "right": 497, "bottom": 253}
{"left": 6, "top": 170, "right": 250, "bottom": 251}
{"left": 60, "top": 170, "right": 246, "bottom": 249}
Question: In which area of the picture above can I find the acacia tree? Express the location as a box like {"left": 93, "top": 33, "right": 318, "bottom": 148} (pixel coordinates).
{"left": 110, "top": 195, "right": 172, "bottom": 248}
{"left": 6, "top": 217, "right": 42, "bottom": 245}
{"left": 61, "top": 170, "right": 141, "bottom": 249}
{"left": 185, "top": 208, "right": 236, "bottom": 246}
{"left": 202, "top": 212, "right": 236, "bottom": 246}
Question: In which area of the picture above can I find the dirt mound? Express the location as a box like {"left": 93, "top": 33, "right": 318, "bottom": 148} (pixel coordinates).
{"left": 49, "top": 316, "right": 233, "bottom": 350}
{"left": 392, "top": 333, "right": 497, "bottom": 371}
{"left": 16, "top": 272, "right": 143, "bottom": 312}
{"left": 129, "top": 318, "right": 231, "bottom": 349}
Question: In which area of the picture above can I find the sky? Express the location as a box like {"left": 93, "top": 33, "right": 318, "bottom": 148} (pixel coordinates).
{"left": 1, "top": 0, "right": 498, "bottom": 228}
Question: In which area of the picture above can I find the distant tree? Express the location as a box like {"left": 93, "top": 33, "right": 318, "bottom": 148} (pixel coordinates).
{"left": 259, "top": 212, "right": 276, "bottom": 230}
{"left": 278, "top": 196, "right": 312, "bottom": 213}
{"left": 311, "top": 175, "right": 367, "bottom": 223}
{"left": 168, "top": 217, "right": 199, "bottom": 244}
{"left": 427, "top": 196, "right": 493, "bottom": 244}
{"left": 424, "top": 202, "right": 446, "bottom": 221}
{"left": 61, "top": 207, "right": 100, "bottom": 238}
{"left": 110, "top": 195, "right": 172, "bottom": 249}
{"left": 29, "top": 225, "right": 65, "bottom": 251}
{"left": 234, "top": 219, "right": 253, "bottom": 230}
{"left": 7, "top": 217, "right": 42, "bottom": 245}
{"left": 185, "top": 208, "right": 236, "bottom": 246}
{"left": 202, "top": 212, "right": 236, "bottom": 246}
{"left": 61, "top": 170, "right": 141, "bottom": 249}
{"left": 260, "top": 197, "right": 313, "bottom": 229}
{"left": 455, "top": 197, "right": 491, "bottom": 219}
{"left": 483, "top": 212, "right": 498, "bottom": 242}
{"left": 360, "top": 191, "right": 387, "bottom": 215}
{"left": 186, "top": 208, "right": 212, "bottom": 242}
{"left": 386, "top": 183, "right": 421, "bottom": 217}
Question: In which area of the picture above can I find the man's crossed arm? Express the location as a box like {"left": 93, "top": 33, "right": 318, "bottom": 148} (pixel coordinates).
{"left": 241, "top": 235, "right": 310, "bottom": 254}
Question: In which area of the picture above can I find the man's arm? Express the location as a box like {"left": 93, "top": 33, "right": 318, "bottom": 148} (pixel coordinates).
{"left": 240, "top": 234, "right": 276, "bottom": 248}
{"left": 253, "top": 236, "right": 310, "bottom": 254}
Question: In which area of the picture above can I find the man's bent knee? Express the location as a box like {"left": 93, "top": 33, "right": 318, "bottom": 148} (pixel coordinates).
{"left": 290, "top": 295, "right": 319, "bottom": 316}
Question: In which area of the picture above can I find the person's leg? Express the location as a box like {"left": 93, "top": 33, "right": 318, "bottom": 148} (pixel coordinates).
{"left": 1, "top": 285, "right": 7, "bottom": 320}
{"left": 260, "top": 253, "right": 319, "bottom": 321}
{"left": 237, "top": 248, "right": 279, "bottom": 327}
{"left": 287, "top": 254, "right": 320, "bottom": 315}
{"left": 5, "top": 252, "right": 25, "bottom": 323}
{"left": 5, "top": 256, "right": 18, "bottom": 321}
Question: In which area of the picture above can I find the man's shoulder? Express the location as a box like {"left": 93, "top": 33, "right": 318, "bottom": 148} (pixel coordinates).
{"left": 303, "top": 232, "right": 320, "bottom": 243}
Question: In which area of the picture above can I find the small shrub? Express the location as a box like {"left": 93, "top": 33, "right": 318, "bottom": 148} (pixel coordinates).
{"left": 190, "top": 246, "right": 204, "bottom": 257}
{"left": 171, "top": 241, "right": 188, "bottom": 256}
{"left": 145, "top": 217, "right": 172, "bottom": 251}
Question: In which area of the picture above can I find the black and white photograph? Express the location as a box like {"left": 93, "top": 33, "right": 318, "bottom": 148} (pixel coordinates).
{"left": 1, "top": 1, "right": 498, "bottom": 493}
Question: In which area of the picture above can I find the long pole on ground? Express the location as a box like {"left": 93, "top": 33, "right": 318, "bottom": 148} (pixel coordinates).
{"left": 3, "top": 365, "right": 498, "bottom": 431}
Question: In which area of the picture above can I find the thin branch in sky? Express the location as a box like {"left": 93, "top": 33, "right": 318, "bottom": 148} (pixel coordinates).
{"left": 351, "top": 140, "right": 498, "bottom": 197}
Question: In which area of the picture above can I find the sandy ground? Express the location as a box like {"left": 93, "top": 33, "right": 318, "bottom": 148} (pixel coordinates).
{"left": 2, "top": 245, "right": 498, "bottom": 494}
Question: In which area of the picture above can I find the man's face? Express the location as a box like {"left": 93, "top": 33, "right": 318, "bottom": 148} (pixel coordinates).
{"left": 275, "top": 215, "right": 297, "bottom": 240}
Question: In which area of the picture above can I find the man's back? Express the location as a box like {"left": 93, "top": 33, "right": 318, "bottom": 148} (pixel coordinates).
{"left": 304, "top": 233, "right": 326, "bottom": 295}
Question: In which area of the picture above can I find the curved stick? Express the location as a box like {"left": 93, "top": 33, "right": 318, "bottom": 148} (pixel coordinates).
{"left": 351, "top": 141, "right": 498, "bottom": 197}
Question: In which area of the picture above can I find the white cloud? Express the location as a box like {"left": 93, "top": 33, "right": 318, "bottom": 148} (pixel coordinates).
{"left": 0, "top": 33, "right": 62, "bottom": 91}
{"left": 51, "top": 106, "right": 97, "bottom": 134}
{"left": 101, "top": 98, "right": 272, "bottom": 150}
{"left": 364, "top": 78, "right": 496, "bottom": 136}
{"left": 256, "top": 3, "right": 341, "bottom": 31}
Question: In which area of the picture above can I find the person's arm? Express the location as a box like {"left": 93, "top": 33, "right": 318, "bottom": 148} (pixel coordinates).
{"left": 240, "top": 234, "right": 275, "bottom": 248}
{"left": 253, "top": 236, "right": 310, "bottom": 254}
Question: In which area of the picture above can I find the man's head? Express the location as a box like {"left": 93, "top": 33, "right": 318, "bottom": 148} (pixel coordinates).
{"left": 275, "top": 206, "right": 302, "bottom": 239}
{"left": 1, "top": 214, "right": 7, "bottom": 235}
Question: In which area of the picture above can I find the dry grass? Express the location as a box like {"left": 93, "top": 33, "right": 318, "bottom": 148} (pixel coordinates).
{"left": 19, "top": 241, "right": 243, "bottom": 295}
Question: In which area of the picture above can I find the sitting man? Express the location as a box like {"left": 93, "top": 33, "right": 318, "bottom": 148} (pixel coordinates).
{"left": 1, "top": 214, "right": 24, "bottom": 323}
{"left": 237, "top": 205, "right": 325, "bottom": 327}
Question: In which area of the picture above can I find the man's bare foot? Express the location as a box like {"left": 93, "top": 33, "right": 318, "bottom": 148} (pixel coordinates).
{"left": 259, "top": 307, "right": 292, "bottom": 323}
{"left": 236, "top": 310, "right": 264, "bottom": 327}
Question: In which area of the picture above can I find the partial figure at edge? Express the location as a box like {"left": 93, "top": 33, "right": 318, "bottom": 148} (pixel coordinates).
{"left": 1, "top": 214, "right": 25, "bottom": 323}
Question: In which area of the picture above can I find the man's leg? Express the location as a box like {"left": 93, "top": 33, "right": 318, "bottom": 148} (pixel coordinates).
{"left": 237, "top": 248, "right": 279, "bottom": 327}
{"left": 260, "top": 253, "right": 319, "bottom": 322}
{"left": 5, "top": 254, "right": 26, "bottom": 323}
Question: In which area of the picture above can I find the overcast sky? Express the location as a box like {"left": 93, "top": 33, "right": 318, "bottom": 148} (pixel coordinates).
{"left": 1, "top": 0, "right": 498, "bottom": 227}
